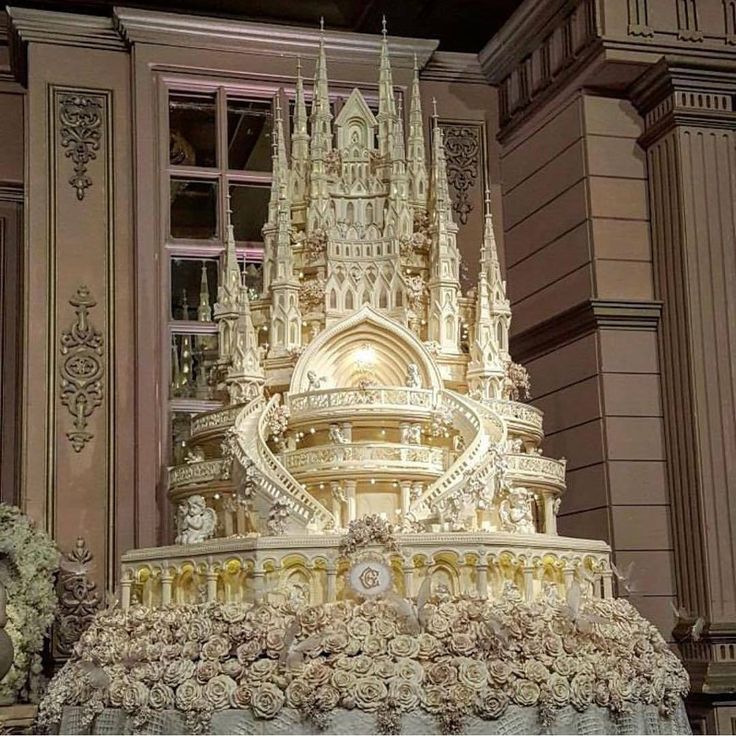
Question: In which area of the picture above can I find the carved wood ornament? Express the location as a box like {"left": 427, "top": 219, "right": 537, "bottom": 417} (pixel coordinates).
{"left": 55, "top": 537, "right": 102, "bottom": 657}
{"left": 439, "top": 123, "right": 481, "bottom": 225}
{"left": 58, "top": 93, "right": 103, "bottom": 201}
{"left": 59, "top": 286, "right": 104, "bottom": 452}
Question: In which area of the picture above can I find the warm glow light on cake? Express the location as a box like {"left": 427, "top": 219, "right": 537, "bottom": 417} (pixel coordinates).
{"left": 354, "top": 343, "right": 377, "bottom": 371}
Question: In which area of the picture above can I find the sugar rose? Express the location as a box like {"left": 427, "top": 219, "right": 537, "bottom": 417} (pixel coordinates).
{"left": 230, "top": 682, "right": 252, "bottom": 709}
{"left": 514, "top": 678, "right": 541, "bottom": 707}
{"left": 353, "top": 676, "right": 388, "bottom": 712}
{"left": 387, "top": 677, "right": 420, "bottom": 712}
{"left": 148, "top": 682, "right": 175, "bottom": 710}
{"left": 458, "top": 658, "right": 487, "bottom": 690}
{"left": 175, "top": 678, "right": 203, "bottom": 711}
{"left": 476, "top": 687, "right": 509, "bottom": 719}
{"left": 204, "top": 674, "right": 237, "bottom": 710}
{"left": 389, "top": 634, "right": 420, "bottom": 659}
{"left": 251, "top": 682, "right": 286, "bottom": 719}
{"left": 163, "top": 659, "right": 195, "bottom": 688}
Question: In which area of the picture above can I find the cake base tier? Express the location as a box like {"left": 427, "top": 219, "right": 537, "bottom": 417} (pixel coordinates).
{"left": 57, "top": 702, "right": 691, "bottom": 735}
{"left": 119, "top": 532, "right": 613, "bottom": 609}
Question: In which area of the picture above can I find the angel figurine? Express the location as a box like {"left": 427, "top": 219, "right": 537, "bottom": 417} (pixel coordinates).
{"left": 406, "top": 363, "right": 422, "bottom": 389}
{"left": 175, "top": 495, "right": 217, "bottom": 544}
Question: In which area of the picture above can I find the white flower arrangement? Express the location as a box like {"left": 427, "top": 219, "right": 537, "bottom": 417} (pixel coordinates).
{"left": 0, "top": 504, "right": 59, "bottom": 706}
{"left": 38, "top": 593, "right": 688, "bottom": 734}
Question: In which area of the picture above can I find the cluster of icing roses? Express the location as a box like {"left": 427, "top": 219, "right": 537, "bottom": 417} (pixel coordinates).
{"left": 38, "top": 593, "right": 688, "bottom": 734}
{"left": 0, "top": 503, "right": 59, "bottom": 706}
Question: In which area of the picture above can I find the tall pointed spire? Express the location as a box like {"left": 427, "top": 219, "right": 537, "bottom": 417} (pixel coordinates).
{"left": 407, "top": 54, "right": 428, "bottom": 212}
{"left": 427, "top": 98, "right": 461, "bottom": 354}
{"left": 310, "top": 17, "right": 332, "bottom": 157}
{"left": 197, "top": 261, "right": 212, "bottom": 322}
{"left": 290, "top": 56, "right": 310, "bottom": 222}
{"left": 394, "top": 95, "right": 406, "bottom": 162}
{"left": 377, "top": 15, "right": 397, "bottom": 163}
{"left": 223, "top": 191, "right": 241, "bottom": 295}
{"left": 467, "top": 185, "right": 511, "bottom": 401}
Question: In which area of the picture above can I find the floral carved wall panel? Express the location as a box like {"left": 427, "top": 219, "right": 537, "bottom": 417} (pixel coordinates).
{"left": 54, "top": 537, "right": 102, "bottom": 657}
{"left": 57, "top": 93, "right": 103, "bottom": 201}
{"left": 439, "top": 123, "right": 483, "bottom": 226}
{"left": 59, "top": 286, "right": 104, "bottom": 452}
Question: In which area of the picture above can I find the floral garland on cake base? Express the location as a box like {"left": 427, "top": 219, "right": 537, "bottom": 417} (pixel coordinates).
{"left": 38, "top": 592, "right": 688, "bottom": 734}
{"left": 0, "top": 504, "right": 59, "bottom": 706}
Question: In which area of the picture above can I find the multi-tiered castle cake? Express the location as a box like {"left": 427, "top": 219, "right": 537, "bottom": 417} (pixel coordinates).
{"left": 38, "top": 23, "right": 690, "bottom": 736}
{"left": 121, "top": 23, "right": 614, "bottom": 606}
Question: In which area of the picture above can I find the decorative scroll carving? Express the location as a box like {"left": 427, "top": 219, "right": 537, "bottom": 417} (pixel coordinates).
{"left": 60, "top": 286, "right": 104, "bottom": 452}
{"left": 55, "top": 537, "right": 102, "bottom": 657}
{"left": 58, "top": 94, "right": 103, "bottom": 201}
{"left": 440, "top": 124, "right": 481, "bottom": 225}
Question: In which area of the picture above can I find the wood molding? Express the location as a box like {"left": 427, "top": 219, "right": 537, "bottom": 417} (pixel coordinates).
{"left": 421, "top": 52, "right": 486, "bottom": 85}
{"left": 631, "top": 57, "right": 736, "bottom": 144}
{"left": 0, "top": 182, "right": 23, "bottom": 204}
{"left": 510, "top": 299, "right": 662, "bottom": 363}
{"left": 112, "top": 7, "right": 438, "bottom": 69}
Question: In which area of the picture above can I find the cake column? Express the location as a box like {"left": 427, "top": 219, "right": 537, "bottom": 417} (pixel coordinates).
{"left": 161, "top": 568, "right": 173, "bottom": 606}
{"left": 326, "top": 563, "right": 337, "bottom": 602}
{"left": 345, "top": 480, "right": 358, "bottom": 523}
{"left": 400, "top": 481, "right": 412, "bottom": 517}
{"left": 476, "top": 561, "right": 489, "bottom": 599}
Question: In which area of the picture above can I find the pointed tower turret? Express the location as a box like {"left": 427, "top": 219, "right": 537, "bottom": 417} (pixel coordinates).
{"left": 269, "top": 99, "right": 302, "bottom": 358}
{"left": 214, "top": 195, "right": 265, "bottom": 404}
{"left": 467, "top": 188, "right": 511, "bottom": 401}
{"left": 215, "top": 195, "right": 247, "bottom": 364}
{"left": 377, "top": 16, "right": 397, "bottom": 171}
{"left": 197, "top": 261, "right": 212, "bottom": 322}
{"left": 407, "top": 54, "right": 428, "bottom": 213}
{"left": 263, "top": 93, "right": 291, "bottom": 295}
{"left": 290, "top": 57, "right": 310, "bottom": 225}
{"left": 307, "top": 18, "right": 334, "bottom": 231}
{"left": 226, "top": 276, "right": 265, "bottom": 405}
{"left": 427, "top": 100, "right": 461, "bottom": 354}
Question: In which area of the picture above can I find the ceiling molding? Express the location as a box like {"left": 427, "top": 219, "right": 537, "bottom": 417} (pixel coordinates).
{"left": 510, "top": 299, "right": 662, "bottom": 364}
{"left": 7, "top": 7, "right": 126, "bottom": 52}
{"left": 112, "top": 7, "right": 439, "bottom": 69}
{"left": 421, "top": 51, "right": 486, "bottom": 85}
{"left": 479, "top": 0, "right": 573, "bottom": 84}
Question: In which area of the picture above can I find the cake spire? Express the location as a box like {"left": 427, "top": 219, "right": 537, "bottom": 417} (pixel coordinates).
{"left": 407, "top": 53, "right": 428, "bottom": 213}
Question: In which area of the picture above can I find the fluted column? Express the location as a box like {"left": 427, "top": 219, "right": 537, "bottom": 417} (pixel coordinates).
{"left": 345, "top": 480, "right": 357, "bottom": 523}
{"left": 161, "top": 569, "right": 173, "bottom": 606}
{"left": 326, "top": 564, "right": 337, "bottom": 602}
{"left": 632, "top": 59, "right": 736, "bottom": 702}
{"left": 476, "top": 562, "right": 489, "bottom": 599}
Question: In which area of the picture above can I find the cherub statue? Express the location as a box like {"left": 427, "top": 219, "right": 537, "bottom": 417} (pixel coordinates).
{"left": 400, "top": 423, "right": 422, "bottom": 445}
{"left": 175, "top": 495, "right": 217, "bottom": 544}
{"left": 306, "top": 370, "right": 324, "bottom": 391}
{"left": 328, "top": 424, "right": 347, "bottom": 444}
{"left": 499, "top": 487, "right": 536, "bottom": 534}
{"left": 406, "top": 363, "right": 422, "bottom": 389}
{"left": 185, "top": 446, "right": 205, "bottom": 464}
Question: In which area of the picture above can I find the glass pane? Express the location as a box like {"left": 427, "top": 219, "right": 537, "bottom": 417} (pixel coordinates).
{"left": 170, "top": 333, "right": 219, "bottom": 400}
{"left": 229, "top": 184, "right": 270, "bottom": 243}
{"left": 169, "top": 92, "right": 217, "bottom": 168}
{"left": 170, "top": 258, "right": 219, "bottom": 321}
{"left": 227, "top": 98, "right": 273, "bottom": 171}
{"left": 170, "top": 179, "right": 218, "bottom": 240}
{"left": 170, "top": 411, "right": 193, "bottom": 464}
